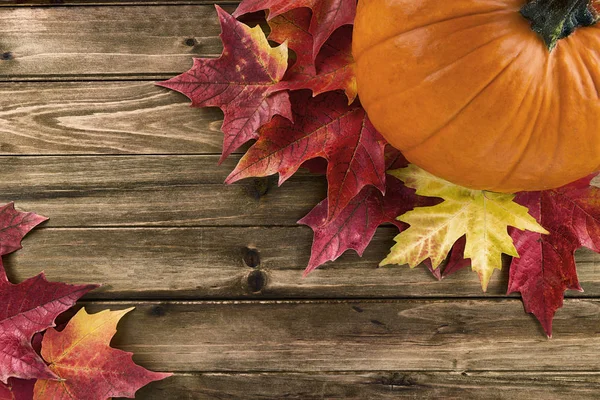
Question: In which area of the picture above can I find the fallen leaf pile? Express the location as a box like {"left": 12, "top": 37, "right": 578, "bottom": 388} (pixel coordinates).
{"left": 0, "top": 203, "right": 169, "bottom": 399}
{"left": 160, "top": 0, "right": 600, "bottom": 337}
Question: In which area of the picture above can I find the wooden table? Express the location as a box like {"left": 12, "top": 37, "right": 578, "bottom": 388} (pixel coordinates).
{"left": 1, "top": 1, "right": 599, "bottom": 398}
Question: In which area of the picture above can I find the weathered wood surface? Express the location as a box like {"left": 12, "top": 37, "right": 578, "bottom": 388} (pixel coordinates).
{"left": 0, "top": 82, "right": 225, "bottom": 154}
{"left": 81, "top": 300, "right": 600, "bottom": 372}
{"left": 5, "top": 227, "right": 600, "bottom": 300}
{"left": 2, "top": 2, "right": 599, "bottom": 399}
{"left": 136, "top": 371, "right": 600, "bottom": 400}
{"left": 0, "top": 5, "right": 238, "bottom": 80}
{"left": 4, "top": 1, "right": 233, "bottom": 5}
{"left": 0, "top": 156, "right": 326, "bottom": 227}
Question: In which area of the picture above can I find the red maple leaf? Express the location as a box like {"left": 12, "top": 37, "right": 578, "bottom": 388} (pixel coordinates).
{"left": 301, "top": 176, "right": 415, "bottom": 275}
{"left": 226, "top": 90, "right": 386, "bottom": 222}
{"left": 157, "top": 6, "right": 291, "bottom": 162}
{"left": 34, "top": 308, "right": 171, "bottom": 399}
{"left": 269, "top": 11, "right": 357, "bottom": 102}
{"left": 234, "top": 0, "right": 356, "bottom": 62}
{"left": 0, "top": 263, "right": 97, "bottom": 383}
{"left": 0, "top": 203, "right": 97, "bottom": 383}
{"left": 509, "top": 175, "right": 600, "bottom": 337}
{"left": 0, "top": 379, "right": 33, "bottom": 400}
{"left": 300, "top": 148, "right": 436, "bottom": 274}
{"left": 268, "top": 8, "right": 316, "bottom": 76}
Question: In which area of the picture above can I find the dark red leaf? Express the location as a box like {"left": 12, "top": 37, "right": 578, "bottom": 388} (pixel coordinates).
{"left": 300, "top": 175, "right": 415, "bottom": 275}
{"left": 301, "top": 158, "right": 328, "bottom": 175}
{"left": 0, "top": 379, "right": 34, "bottom": 400}
{"left": 424, "top": 260, "right": 442, "bottom": 281}
{"left": 510, "top": 174, "right": 600, "bottom": 337}
{"left": 226, "top": 90, "right": 386, "bottom": 222}
{"left": 442, "top": 236, "right": 470, "bottom": 278}
{"left": 268, "top": 8, "right": 316, "bottom": 76}
{"left": 269, "top": 13, "right": 357, "bottom": 102}
{"left": 234, "top": 0, "right": 356, "bottom": 62}
{"left": 157, "top": 6, "right": 291, "bottom": 162}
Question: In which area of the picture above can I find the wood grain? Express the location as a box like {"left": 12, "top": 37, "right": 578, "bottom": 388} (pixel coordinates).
{"left": 0, "top": 81, "right": 226, "bottom": 154}
{"left": 0, "top": 155, "right": 326, "bottom": 227}
{"left": 3, "top": 1, "right": 234, "bottom": 5}
{"left": 80, "top": 300, "right": 600, "bottom": 372}
{"left": 6, "top": 227, "right": 600, "bottom": 299}
{"left": 0, "top": 5, "right": 237, "bottom": 80}
{"left": 137, "top": 371, "right": 600, "bottom": 400}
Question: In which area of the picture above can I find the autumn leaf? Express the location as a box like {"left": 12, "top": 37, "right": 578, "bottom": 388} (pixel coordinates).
{"left": 268, "top": 8, "right": 316, "bottom": 76}
{"left": 422, "top": 237, "right": 470, "bottom": 280}
{"left": 441, "top": 236, "right": 471, "bottom": 278}
{"left": 227, "top": 90, "right": 386, "bottom": 222}
{"left": 0, "top": 262, "right": 97, "bottom": 384}
{"left": 269, "top": 11, "right": 357, "bottom": 102}
{"left": 0, "top": 203, "right": 95, "bottom": 384}
{"left": 233, "top": 0, "right": 356, "bottom": 62}
{"left": 509, "top": 174, "right": 600, "bottom": 337}
{"left": 34, "top": 308, "right": 171, "bottom": 400}
{"left": 381, "top": 165, "right": 548, "bottom": 291}
{"left": 301, "top": 148, "right": 436, "bottom": 274}
{"left": 0, "top": 203, "right": 47, "bottom": 257}
{"left": 0, "top": 379, "right": 34, "bottom": 400}
{"left": 157, "top": 6, "right": 291, "bottom": 163}
{"left": 301, "top": 177, "right": 413, "bottom": 275}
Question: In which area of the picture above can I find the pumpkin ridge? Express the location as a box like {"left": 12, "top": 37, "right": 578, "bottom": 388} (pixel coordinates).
{"left": 537, "top": 47, "right": 569, "bottom": 188}
{"left": 486, "top": 51, "right": 542, "bottom": 190}
{"left": 497, "top": 46, "right": 555, "bottom": 192}
{"left": 353, "top": 8, "right": 516, "bottom": 60}
{"left": 492, "top": 59, "right": 547, "bottom": 191}
{"left": 564, "top": 36, "right": 600, "bottom": 98}
{"left": 402, "top": 45, "right": 526, "bottom": 154}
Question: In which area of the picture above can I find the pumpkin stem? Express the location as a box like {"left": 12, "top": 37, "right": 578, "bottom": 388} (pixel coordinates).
{"left": 521, "top": 0, "right": 599, "bottom": 51}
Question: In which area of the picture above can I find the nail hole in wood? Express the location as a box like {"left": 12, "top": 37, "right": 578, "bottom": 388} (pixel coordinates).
{"left": 149, "top": 305, "right": 166, "bottom": 317}
{"left": 184, "top": 38, "right": 197, "bottom": 47}
{"left": 1, "top": 52, "right": 13, "bottom": 61}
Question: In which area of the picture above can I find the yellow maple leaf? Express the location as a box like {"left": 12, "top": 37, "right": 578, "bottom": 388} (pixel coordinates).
{"left": 380, "top": 165, "right": 548, "bottom": 291}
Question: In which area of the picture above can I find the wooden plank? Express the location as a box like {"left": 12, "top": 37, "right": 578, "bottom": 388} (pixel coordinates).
{"left": 0, "top": 81, "right": 226, "bottom": 154}
{"left": 7, "top": 227, "right": 600, "bottom": 299}
{"left": 79, "top": 300, "right": 600, "bottom": 372}
{"left": 0, "top": 5, "right": 242, "bottom": 79}
{"left": 0, "top": 155, "right": 326, "bottom": 227}
{"left": 137, "top": 371, "right": 600, "bottom": 400}
{"left": 2, "top": 1, "right": 234, "bottom": 6}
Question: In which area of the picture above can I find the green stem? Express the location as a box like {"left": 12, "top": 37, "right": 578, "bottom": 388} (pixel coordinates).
{"left": 521, "top": 0, "right": 599, "bottom": 51}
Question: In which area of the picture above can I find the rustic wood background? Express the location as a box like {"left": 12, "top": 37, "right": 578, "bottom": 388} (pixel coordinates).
{"left": 1, "top": 1, "right": 600, "bottom": 399}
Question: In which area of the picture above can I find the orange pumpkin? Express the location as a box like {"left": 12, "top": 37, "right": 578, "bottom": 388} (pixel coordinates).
{"left": 353, "top": 0, "right": 600, "bottom": 192}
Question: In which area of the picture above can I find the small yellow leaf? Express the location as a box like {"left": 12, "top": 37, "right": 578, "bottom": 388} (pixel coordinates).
{"left": 380, "top": 165, "right": 548, "bottom": 291}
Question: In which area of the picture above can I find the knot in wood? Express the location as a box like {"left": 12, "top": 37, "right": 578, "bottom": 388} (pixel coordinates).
{"left": 242, "top": 247, "right": 260, "bottom": 268}
{"left": 246, "top": 270, "right": 267, "bottom": 293}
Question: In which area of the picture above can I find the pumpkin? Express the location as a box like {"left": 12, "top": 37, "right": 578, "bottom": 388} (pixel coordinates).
{"left": 353, "top": 0, "right": 600, "bottom": 192}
